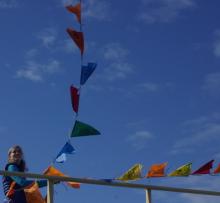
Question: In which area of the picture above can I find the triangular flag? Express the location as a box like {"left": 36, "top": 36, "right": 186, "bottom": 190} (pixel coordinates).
{"left": 80, "top": 62, "right": 97, "bottom": 85}
{"left": 67, "top": 28, "right": 84, "bottom": 55}
{"left": 213, "top": 164, "right": 220, "bottom": 174}
{"left": 70, "top": 85, "right": 80, "bottom": 113}
{"left": 192, "top": 160, "right": 214, "bottom": 175}
{"left": 116, "top": 164, "right": 143, "bottom": 181}
{"left": 146, "top": 162, "right": 167, "bottom": 178}
{"left": 71, "top": 120, "right": 100, "bottom": 137}
{"left": 44, "top": 166, "right": 80, "bottom": 189}
{"left": 168, "top": 163, "right": 192, "bottom": 177}
{"left": 24, "top": 182, "right": 45, "bottom": 203}
{"left": 66, "top": 3, "right": 81, "bottom": 23}
{"left": 55, "top": 141, "right": 75, "bottom": 163}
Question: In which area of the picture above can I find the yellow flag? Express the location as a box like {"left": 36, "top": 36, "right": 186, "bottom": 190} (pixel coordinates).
{"left": 168, "top": 163, "right": 192, "bottom": 177}
{"left": 116, "top": 164, "right": 143, "bottom": 181}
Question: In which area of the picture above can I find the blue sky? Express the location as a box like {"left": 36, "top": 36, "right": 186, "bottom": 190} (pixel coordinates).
{"left": 1, "top": 0, "right": 220, "bottom": 202}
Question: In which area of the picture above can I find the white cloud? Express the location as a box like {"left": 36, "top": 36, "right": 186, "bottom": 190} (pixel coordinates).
{"left": 171, "top": 115, "right": 220, "bottom": 154}
{"left": 103, "top": 43, "right": 129, "bottom": 61}
{"left": 37, "top": 28, "right": 57, "bottom": 48}
{"left": 16, "top": 61, "right": 43, "bottom": 82}
{"left": 128, "top": 130, "right": 153, "bottom": 150}
{"left": 104, "top": 62, "right": 133, "bottom": 81}
{"left": 16, "top": 59, "right": 61, "bottom": 82}
{"left": 0, "top": 0, "right": 17, "bottom": 8}
{"left": 83, "top": 0, "right": 111, "bottom": 21}
{"left": 138, "top": 0, "right": 196, "bottom": 24}
{"left": 100, "top": 43, "right": 133, "bottom": 81}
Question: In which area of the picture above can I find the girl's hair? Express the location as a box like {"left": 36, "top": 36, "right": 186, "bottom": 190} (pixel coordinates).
{"left": 8, "top": 145, "right": 26, "bottom": 172}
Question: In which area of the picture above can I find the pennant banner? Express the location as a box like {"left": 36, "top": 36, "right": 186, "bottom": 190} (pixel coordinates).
{"left": 168, "top": 163, "right": 192, "bottom": 177}
{"left": 80, "top": 62, "right": 97, "bottom": 85}
{"left": 44, "top": 166, "right": 80, "bottom": 189}
{"left": 71, "top": 120, "right": 100, "bottom": 137}
{"left": 116, "top": 164, "right": 143, "bottom": 181}
{"left": 146, "top": 162, "right": 167, "bottom": 178}
{"left": 192, "top": 160, "right": 214, "bottom": 175}
{"left": 55, "top": 141, "right": 75, "bottom": 163}
{"left": 24, "top": 182, "right": 45, "bottom": 203}
{"left": 66, "top": 3, "right": 81, "bottom": 23}
{"left": 67, "top": 28, "right": 84, "bottom": 55}
{"left": 70, "top": 85, "right": 80, "bottom": 113}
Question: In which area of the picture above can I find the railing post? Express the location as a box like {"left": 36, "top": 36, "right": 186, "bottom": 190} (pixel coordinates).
{"left": 47, "top": 180, "right": 54, "bottom": 203}
{"left": 146, "top": 189, "right": 152, "bottom": 203}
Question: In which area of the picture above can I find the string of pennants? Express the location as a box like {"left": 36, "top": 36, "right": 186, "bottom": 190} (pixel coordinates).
{"left": 109, "top": 160, "right": 220, "bottom": 182}
{"left": 53, "top": 0, "right": 100, "bottom": 165}
{"left": 44, "top": 1, "right": 220, "bottom": 190}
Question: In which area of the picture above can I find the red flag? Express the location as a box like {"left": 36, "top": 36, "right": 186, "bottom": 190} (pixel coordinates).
{"left": 66, "top": 3, "right": 81, "bottom": 23}
{"left": 70, "top": 85, "right": 79, "bottom": 113}
{"left": 67, "top": 28, "right": 84, "bottom": 55}
{"left": 192, "top": 160, "right": 214, "bottom": 175}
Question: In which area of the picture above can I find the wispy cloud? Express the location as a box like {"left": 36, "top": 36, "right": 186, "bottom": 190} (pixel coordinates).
{"left": 100, "top": 43, "right": 134, "bottom": 81}
{"left": 83, "top": 0, "right": 111, "bottom": 21}
{"left": 127, "top": 130, "right": 153, "bottom": 150}
{"left": 103, "top": 43, "right": 129, "bottom": 61}
{"left": 0, "top": 0, "right": 17, "bottom": 8}
{"left": 171, "top": 115, "right": 220, "bottom": 154}
{"left": 37, "top": 28, "right": 58, "bottom": 48}
{"left": 16, "top": 59, "right": 61, "bottom": 82}
{"left": 138, "top": 0, "right": 196, "bottom": 24}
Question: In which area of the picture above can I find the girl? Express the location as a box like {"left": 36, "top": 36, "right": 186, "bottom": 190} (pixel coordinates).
{"left": 2, "top": 145, "right": 47, "bottom": 203}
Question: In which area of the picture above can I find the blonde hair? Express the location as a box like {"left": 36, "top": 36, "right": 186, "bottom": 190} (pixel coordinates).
{"left": 8, "top": 145, "right": 26, "bottom": 171}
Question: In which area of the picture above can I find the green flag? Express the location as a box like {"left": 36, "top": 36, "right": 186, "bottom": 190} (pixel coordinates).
{"left": 168, "top": 163, "right": 192, "bottom": 177}
{"left": 71, "top": 120, "right": 100, "bottom": 137}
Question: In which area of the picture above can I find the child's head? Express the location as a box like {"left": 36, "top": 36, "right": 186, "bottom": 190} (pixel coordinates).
{"left": 8, "top": 145, "right": 26, "bottom": 171}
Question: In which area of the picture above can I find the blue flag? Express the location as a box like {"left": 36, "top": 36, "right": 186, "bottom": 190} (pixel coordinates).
{"left": 55, "top": 141, "right": 75, "bottom": 163}
{"left": 80, "top": 62, "right": 97, "bottom": 85}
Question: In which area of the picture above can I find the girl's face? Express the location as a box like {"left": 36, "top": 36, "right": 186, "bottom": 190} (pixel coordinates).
{"left": 9, "top": 147, "right": 22, "bottom": 163}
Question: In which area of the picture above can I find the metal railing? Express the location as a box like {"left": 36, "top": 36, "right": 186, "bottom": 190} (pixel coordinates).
{"left": 1, "top": 170, "right": 220, "bottom": 203}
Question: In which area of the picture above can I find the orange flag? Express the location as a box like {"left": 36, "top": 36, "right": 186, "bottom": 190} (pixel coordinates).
{"left": 67, "top": 28, "right": 84, "bottom": 55}
{"left": 146, "top": 162, "right": 167, "bottom": 178}
{"left": 24, "top": 182, "right": 45, "bottom": 203}
{"left": 213, "top": 164, "right": 220, "bottom": 174}
{"left": 66, "top": 3, "right": 81, "bottom": 23}
{"left": 44, "top": 165, "right": 80, "bottom": 189}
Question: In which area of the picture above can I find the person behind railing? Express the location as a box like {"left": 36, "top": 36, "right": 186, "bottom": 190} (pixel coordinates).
{"left": 2, "top": 145, "right": 48, "bottom": 203}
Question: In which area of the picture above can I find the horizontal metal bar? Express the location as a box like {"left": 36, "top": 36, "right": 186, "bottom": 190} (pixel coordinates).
{"left": 1, "top": 170, "right": 220, "bottom": 196}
